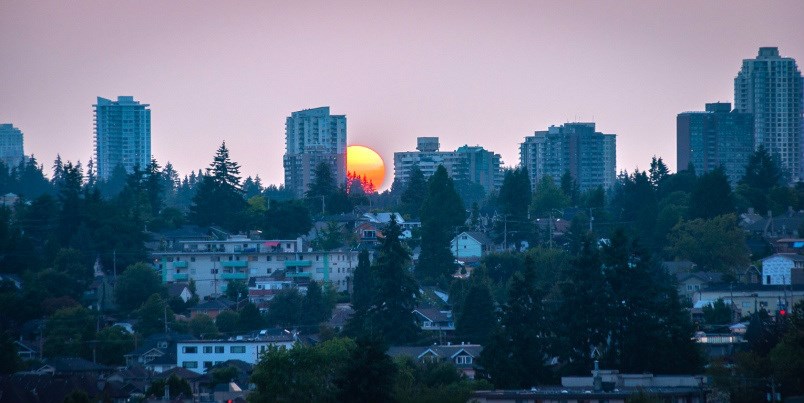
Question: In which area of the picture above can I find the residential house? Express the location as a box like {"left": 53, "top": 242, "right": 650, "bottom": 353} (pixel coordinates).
{"left": 413, "top": 308, "right": 455, "bottom": 331}
{"left": 176, "top": 330, "right": 296, "bottom": 374}
{"left": 167, "top": 282, "right": 193, "bottom": 303}
{"left": 189, "top": 298, "right": 235, "bottom": 319}
{"left": 124, "top": 332, "right": 192, "bottom": 373}
{"left": 248, "top": 272, "right": 294, "bottom": 308}
{"left": 675, "top": 271, "right": 724, "bottom": 302}
{"left": 698, "top": 283, "right": 804, "bottom": 316}
{"left": 36, "top": 357, "right": 114, "bottom": 375}
{"left": 761, "top": 253, "right": 804, "bottom": 285}
{"left": 388, "top": 343, "right": 482, "bottom": 379}
{"left": 774, "top": 238, "right": 804, "bottom": 254}
{"left": 451, "top": 231, "right": 494, "bottom": 260}
{"left": 14, "top": 340, "right": 38, "bottom": 361}
{"left": 472, "top": 371, "right": 707, "bottom": 403}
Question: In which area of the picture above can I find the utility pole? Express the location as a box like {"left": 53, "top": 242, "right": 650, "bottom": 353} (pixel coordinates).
{"left": 112, "top": 249, "right": 117, "bottom": 288}
{"left": 164, "top": 304, "right": 169, "bottom": 334}
{"left": 589, "top": 208, "right": 594, "bottom": 232}
{"left": 503, "top": 216, "right": 508, "bottom": 251}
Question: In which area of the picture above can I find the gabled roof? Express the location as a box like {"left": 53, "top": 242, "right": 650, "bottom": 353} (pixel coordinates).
{"left": 157, "top": 366, "right": 205, "bottom": 380}
{"left": 676, "top": 271, "right": 724, "bottom": 283}
{"left": 763, "top": 253, "right": 804, "bottom": 262}
{"left": 167, "top": 282, "right": 191, "bottom": 297}
{"left": 454, "top": 231, "right": 494, "bottom": 246}
{"left": 40, "top": 357, "right": 112, "bottom": 373}
{"left": 413, "top": 308, "right": 451, "bottom": 322}
{"left": 191, "top": 298, "right": 236, "bottom": 311}
{"left": 388, "top": 344, "right": 483, "bottom": 360}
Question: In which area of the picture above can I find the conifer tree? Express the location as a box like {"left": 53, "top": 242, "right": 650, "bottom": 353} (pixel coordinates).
{"left": 400, "top": 165, "right": 428, "bottom": 218}
{"left": 417, "top": 165, "right": 465, "bottom": 284}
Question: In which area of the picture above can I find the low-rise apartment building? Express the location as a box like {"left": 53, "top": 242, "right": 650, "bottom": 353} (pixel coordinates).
{"left": 152, "top": 235, "right": 359, "bottom": 299}
{"left": 177, "top": 332, "right": 296, "bottom": 374}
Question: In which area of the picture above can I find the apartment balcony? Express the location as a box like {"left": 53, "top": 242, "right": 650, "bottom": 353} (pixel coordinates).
{"left": 285, "top": 271, "right": 312, "bottom": 278}
{"left": 221, "top": 260, "right": 248, "bottom": 268}
{"left": 221, "top": 272, "right": 247, "bottom": 280}
{"left": 173, "top": 273, "right": 189, "bottom": 281}
{"left": 284, "top": 260, "right": 312, "bottom": 267}
{"left": 173, "top": 261, "right": 188, "bottom": 268}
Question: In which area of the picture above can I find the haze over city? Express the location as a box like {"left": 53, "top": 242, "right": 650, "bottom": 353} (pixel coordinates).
{"left": 2, "top": 0, "right": 803, "bottom": 187}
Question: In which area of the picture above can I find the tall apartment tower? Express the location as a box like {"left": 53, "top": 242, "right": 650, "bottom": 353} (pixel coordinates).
{"left": 283, "top": 107, "right": 347, "bottom": 198}
{"left": 393, "top": 137, "right": 503, "bottom": 193}
{"left": 94, "top": 96, "right": 151, "bottom": 180}
{"left": 734, "top": 47, "right": 803, "bottom": 181}
{"left": 520, "top": 123, "right": 616, "bottom": 191}
{"left": 677, "top": 102, "right": 754, "bottom": 184}
{"left": 0, "top": 124, "right": 24, "bottom": 168}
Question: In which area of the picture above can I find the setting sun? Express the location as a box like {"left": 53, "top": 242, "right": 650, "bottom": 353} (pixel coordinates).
{"left": 346, "top": 145, "right": 385, "bottom": 192}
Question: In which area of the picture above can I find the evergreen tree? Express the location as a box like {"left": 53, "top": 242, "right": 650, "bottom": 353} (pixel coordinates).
{"left": 301, "top": 281, "right": 330, "bottom": 329}
{"left": 648, "top": 156, "right": 670, "bottom": 188}
{"left": 455, "top": 280, "right": 496, "bottom": 345}
{"left": 366, "top": 215, "right": 420, "bottom": 344}
{"left": 400, "top": 165, "right": 428, "bottom": 218}
{"left": 554, "top": 237, "right": 613, "bottom": 374}
{"left": 345, "top": 249, "right": 374, "bottom": 336}
{"left": 689, "top": 167, "right": 734, "bottom": 219}
{"left": 115, "top": 263, "right": 165, "bottom": 312}
{"left": 238, "top": 302, "right": 265, "bottom": 332}
{"left": 334, "top": 336, "right": 397, "bottom": 403}
{"left": 417, "top": 166, "right": 465, "bottom": 284}
{"left": 480, "top": 256, "right": 551, "bottom": 388}
{"left": 135, "top": 293, "right": 175, "bottom": 336}
{"left": 560, "top": 170, "right": 579, "bottom": 205}
{"left": 190, "top": 142, "right": 248, "bottom": 230}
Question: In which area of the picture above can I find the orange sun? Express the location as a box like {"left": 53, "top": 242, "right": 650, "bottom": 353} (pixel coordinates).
{"left": 347, "top": 145, "right": 385, "bottom": 192}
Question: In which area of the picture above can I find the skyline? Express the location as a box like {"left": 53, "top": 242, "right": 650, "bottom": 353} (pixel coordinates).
{"left": 2, "top": 1, "right": 804, "bottom": 188}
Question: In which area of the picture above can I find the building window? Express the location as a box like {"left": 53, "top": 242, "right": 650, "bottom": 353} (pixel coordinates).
{"left": 215, "top": 346, "right": 224, "bottom": 353}
{"left": 182, "top": 361, "right": 198, "bottom": 368}
{"left": 455, "top": 355, "right": 472, "bottom": 365}
{"left": 190, "top": 257, "right": 196, "bottom": 262}
{"left": 203, "top": 346, "right": 213, "bottom": 353}
{"left": 204, "top": 361, "right": 213, "bottom": 369}
{"left": 230, "top": 346, "right": 246, "bottom": 353}
{"left": 182, "top": 346, "right": 197, "bottom": 354}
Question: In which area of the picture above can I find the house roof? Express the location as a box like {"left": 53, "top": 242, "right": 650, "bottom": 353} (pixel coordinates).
{"left": 762, "top": 253, "right": 804, "bottom": 262}
{"left": 662, "top": 260, "right": 697, "bottom": 274}
{"left": 167, "top": 282, "right": 190, "bottom": 298}
{"left": 191, "top": 298, "right": 236, "bottom": 311}
{"left": 414, "top": 308, "right": 451, "bottom": 322}
{"left": 676, "top": 271, "right": 724, "bottom": 283}
{"left": 388, "top": 344, "right": 483, "bottom": 360}
{"left": 157, "top": 366, "right": 205, "bottom": 380}
{"left": 40, "top": 357, "right": 112, "bottom": 373}
{"left": 455, "top": 231, "right": 494, "bottom": 246}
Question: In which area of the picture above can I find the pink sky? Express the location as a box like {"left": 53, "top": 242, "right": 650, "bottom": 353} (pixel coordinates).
{"left": 1, "top": 1, "right": 803, "bottom": 189}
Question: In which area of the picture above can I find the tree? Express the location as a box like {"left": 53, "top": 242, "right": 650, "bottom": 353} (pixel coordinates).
{"left": 560, "top": 170, "right": 579, "bottom": 205}
{"left": 742, "top": 145, "right": 783, "bottom": 191}
{"left": 262, "top": 199, "right": 313, "bottom": 239}
{"left": 146, "top": 374, "right": 192, "bottom": 399}
{"left": 189, "top": 314, "right": 219, "bottom": 339}
{"left": 189, "top": 142, "right": 247, "bottom": 230}
{"left": 250, "top": 337, "right": 356, "bottom": 403}
{"left": 480, "top": 256, "right": 551, "bottom": 388}
{"left": 265, "top": 289, "right": 302, "bottom": 328}
{"left": 43, "top": 306, "right": 95, "bottom": 359}
{"left": 689, "top": 167, "right": 734, "bottom": 219}
{"left": 702, "top": 299, "right": 734, "bottom": 325}
{"left": 301, "top": 281, "right": 330, "bottom": 329}
{"left": 530, "top": 175, "right": 569, "bottom": 217}
{"left": 554, "top": 238, "right": 613, "bottom": 374}
{"left": 497, "top": 168, "right": 533, "bottom": 247}
{"left": 455, "top": 280, "right": 496, "bottom": 345}
{"left": 96, "top": 326, "right": 134, "bottom": 366}
{"left": 115, "top": 263, "right": 164, "bottom": 312}
{"left": 225, "top": 279, "right": 248, "bottom": 301}
{"left": 666, "top": 214, "right": 749, "bottom": 276}
{"left": 365, "top": 215, "right": 420, "bottom": 344}
{"left": 238, "top": 302, "right": 265, "bottom": 332}
{"left": 418, "top": 166, "right": 465, "bottom": 284}
{"left": 135, "top": 294, "right": 174, "bottom": 337}
{"left": 400, "top": 165, "right": 428, "bottom": 218}
{"left": 215, "top": 310, "right": 240, "bottom": 334}
{"left": 334, "top": 336, "right": 397, "bottom": 403}
{"left": 648, "top": 156, "right": 670, "bottom": 188}
{"left": 0, "top": 332, "right": 22, "bottom": 374}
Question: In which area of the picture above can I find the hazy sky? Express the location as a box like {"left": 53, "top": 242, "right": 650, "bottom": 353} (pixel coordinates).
{"left": 1, "top": 1, "right": 803, "bottom": 189}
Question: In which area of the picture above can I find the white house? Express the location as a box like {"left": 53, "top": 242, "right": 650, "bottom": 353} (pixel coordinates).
{"left": 451, "top": 231, "right": 494, "bottom": 260}
{"left": 761, "top": 253, "right": 804, "bottom": 285}
{"left": 177, "top": 332, "right": 296, "bottom": 374}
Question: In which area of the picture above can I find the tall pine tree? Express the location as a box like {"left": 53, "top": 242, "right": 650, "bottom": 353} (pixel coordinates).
{"left": 417, "top": 165, "right": 465, "bottom": 284}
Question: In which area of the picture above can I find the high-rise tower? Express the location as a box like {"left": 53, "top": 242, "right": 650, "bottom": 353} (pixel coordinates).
{"left": 0, "top": 123, "right": 24, "bottom": 168}
{"left": 734, "top": 47, "right": 803, "bottom": 181}
{"left": 283, "top": 107, "right": 347, "bottom": 198}
{"left": 94, "top": 96, "right": 151, "bottom": 180}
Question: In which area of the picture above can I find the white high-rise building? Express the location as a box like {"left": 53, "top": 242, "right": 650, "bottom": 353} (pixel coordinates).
{"left": 94, "top": 96, "right": 151, "bottom": 180}
{"left": 0, "top": 124, "right": 24, "bottom": 168}
{"left": 734, "top": 47, "right": 803, "bottom": 181}
{"left": 283, "top": 107, "right": 347, "bottom": 198}
{"left": 520, "top": 123, "right": 616, "bottom": 191}
{"left": 393, "top": 137, "right": 503, "bottom": 193}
